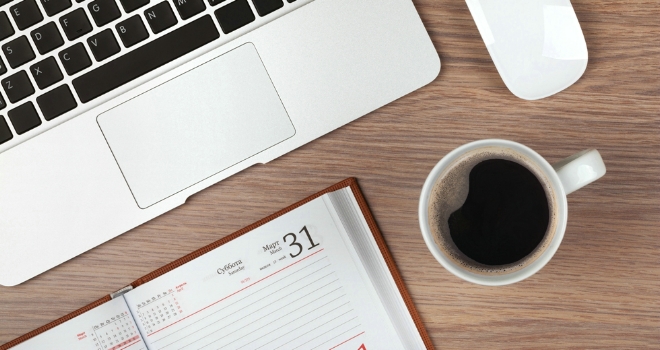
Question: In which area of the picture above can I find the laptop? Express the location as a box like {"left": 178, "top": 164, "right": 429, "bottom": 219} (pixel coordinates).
{"left": 0, "top": 0, "right": 439, "bottom": 286}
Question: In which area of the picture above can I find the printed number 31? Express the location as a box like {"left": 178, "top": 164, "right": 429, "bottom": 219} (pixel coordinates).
{"left": 283, "top": 226, "right": 320, "bottom": 258}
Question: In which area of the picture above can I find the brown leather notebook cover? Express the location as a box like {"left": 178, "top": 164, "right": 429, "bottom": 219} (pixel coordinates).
{"left": 2, "top": 178, "right": 434, "bottom": 350}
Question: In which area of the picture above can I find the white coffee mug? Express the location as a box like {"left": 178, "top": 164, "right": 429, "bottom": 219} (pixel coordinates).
{"left": 419, "top": 139, "right": 606, "bottom": 285}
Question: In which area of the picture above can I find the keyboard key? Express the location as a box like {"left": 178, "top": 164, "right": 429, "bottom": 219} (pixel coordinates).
{"left": 30, "top": 22, "right": 64, "bottom": 54}
{"left": 88, "top": 0, "right": 121, "bottom": 27}
{"left": 0, "top": 115, "right": 12, "bottom": 144}
{"left": 0, "top": 0, "right": 15, "bottom": 7}
{"left": 0, "top": 93, "right": 6, "bottom": 109}
{"left": 2, "top": 35, "right": 35, "bottom": 68}
{"left": 59, "top": 43, "right": 91, "bottom": 75}
{"left": 116, "top": 15, "right": 148, "bottom": 47}
{"left": 36, "top": 84, "right": 76, "bottom": 120}
{"left": 8, "top": 101, "right": 41, "bottom": 134}
{"left": 60, "top": 8, "right": 92, "bottom": 40}
{"left": 2, "top": 70, "right": 34, "bottom": 102}
{"left": 87, "top": 28, "right": 119, "bottom": 61}
{"left": 0, "top": 57, "right": 6, "bottom": 76}
{"left": 214, "top": 0, "right": 253, "bottom": 34}
{"left": 10, "top": 0, "right": 43, "bottom": 30}
{"left": 252, "top": 0, "right": 282, "bottom": 17}
{"left": 119, "top": 0, "right": 148, "bottom": 13}
{"left": 73, "top": 15, "right": 218, "bottom": 103}
{"left": 144, "top": 1, "right": 176, "bottom": 34}
{"left": 41, "top": 0, "right": 72, "bottom": 16}
{"left": 30, "top": 56, "right": 62, "bottom": 89}
{"left": 172, "top": 0, "right": 204, "bottom": 20}
{"left": 208, "top": 0, "right": 224, "bottom": 6}
{"left": 0, "top": 12, "right": 15, "bottom": 41}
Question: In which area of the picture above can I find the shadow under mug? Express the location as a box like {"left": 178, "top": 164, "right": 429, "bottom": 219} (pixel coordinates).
{"left": 418, "top": 139, "right": 606, "bottom": 285}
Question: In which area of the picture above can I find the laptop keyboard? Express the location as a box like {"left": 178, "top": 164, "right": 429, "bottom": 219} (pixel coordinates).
{"left": 0, "top": 0, "right": 300, "bottom": 148}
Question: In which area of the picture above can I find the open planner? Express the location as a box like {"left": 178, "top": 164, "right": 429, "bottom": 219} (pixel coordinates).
{"left": 2, "top": 178, "right": 434, "bottom": 350}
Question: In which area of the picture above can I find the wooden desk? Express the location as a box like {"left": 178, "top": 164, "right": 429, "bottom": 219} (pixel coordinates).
{"left": 1, "top": 0, "right": 658, "bottom": 348}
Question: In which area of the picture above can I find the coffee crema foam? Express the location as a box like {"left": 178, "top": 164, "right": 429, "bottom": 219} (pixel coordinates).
{"left": 428, "top": 146, "right": 559, "bottom": 275}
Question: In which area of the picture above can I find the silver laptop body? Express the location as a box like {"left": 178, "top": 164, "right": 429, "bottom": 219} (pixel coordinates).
{"left": 0, "top": 0, "right": 439, "bottom": 286}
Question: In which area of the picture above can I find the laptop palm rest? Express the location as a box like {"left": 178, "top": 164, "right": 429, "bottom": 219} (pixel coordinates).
{"left": 98, "top": 43, "right": 296, "bottom": 209}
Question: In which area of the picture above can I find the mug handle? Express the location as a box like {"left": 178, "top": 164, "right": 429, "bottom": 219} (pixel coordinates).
{"left": 552, "top": 149, "right": 606, "bottom": 195}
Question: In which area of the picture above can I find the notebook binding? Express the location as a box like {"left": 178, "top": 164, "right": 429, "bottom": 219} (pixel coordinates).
{"left": 110, "top": 285, "right": 133, "bottom": 299}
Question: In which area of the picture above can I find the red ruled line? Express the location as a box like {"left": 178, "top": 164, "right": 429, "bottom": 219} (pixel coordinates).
{"left": 329, "top": 331, "right": 365, "bottom": 350}
{"left": 147, "top": 248, "right": 325, "bottom": 337}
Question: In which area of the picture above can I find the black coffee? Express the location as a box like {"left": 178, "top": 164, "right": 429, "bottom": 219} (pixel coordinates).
{"left": 447, "top": 159, "right": 550, "bottom": 266}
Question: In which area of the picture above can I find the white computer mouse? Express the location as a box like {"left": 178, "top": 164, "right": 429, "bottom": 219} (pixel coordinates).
{"left": 466, "top": 0, "right": 588, "bottom": 100}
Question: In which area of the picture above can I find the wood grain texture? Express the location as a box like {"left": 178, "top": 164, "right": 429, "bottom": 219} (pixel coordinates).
{"left": 1, "top": 0, "right": 658, "bottom": 348}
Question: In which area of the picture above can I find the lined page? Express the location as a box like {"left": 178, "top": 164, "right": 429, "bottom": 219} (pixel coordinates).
{"left": 124, "top": 195, "right": 405, "bottom": 350}
{"left": 328, "top": 188, "right": 427, "bottom": 349}
{"left": 13, "top": 297, "right": 146, "bottom": 350}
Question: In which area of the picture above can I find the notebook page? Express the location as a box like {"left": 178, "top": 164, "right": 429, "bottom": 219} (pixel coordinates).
{"left": 327, "top": 188, "right": 426, "bottom": 349}
{"left": 123, "top": 195, "right": 405, "bottom": 350}
{"left": 12, "top": 297, "right": 147, "bottom": 350}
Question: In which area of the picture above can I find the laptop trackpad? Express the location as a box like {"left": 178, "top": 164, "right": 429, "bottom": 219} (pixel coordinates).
{"left": 98, "top": 44, "right": 295, "bottom": 208}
